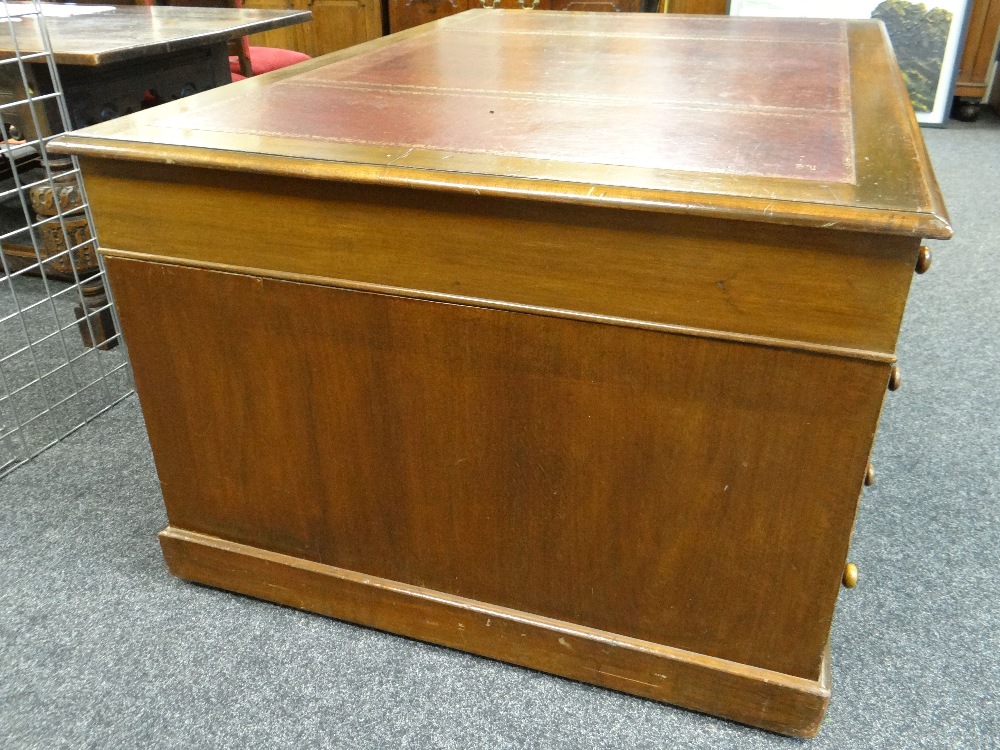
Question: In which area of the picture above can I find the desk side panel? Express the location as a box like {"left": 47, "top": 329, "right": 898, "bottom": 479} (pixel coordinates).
{"left": 105, "top": 256, "right": 887, "bottom": 681}
{"left": 81, "top": 159, "right": 920, "bottom": 357}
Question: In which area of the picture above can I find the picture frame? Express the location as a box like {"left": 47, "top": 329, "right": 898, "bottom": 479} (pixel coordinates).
{"left": 727, "top": 0, "right": 973, "bottom": 126}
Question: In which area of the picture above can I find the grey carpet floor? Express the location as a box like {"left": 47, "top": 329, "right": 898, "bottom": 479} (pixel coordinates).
{"left": 1, "top": 114, "right": 999, "bottom": 749}
{"left": 0, "top": 273, "right": 131, "bottom": 469}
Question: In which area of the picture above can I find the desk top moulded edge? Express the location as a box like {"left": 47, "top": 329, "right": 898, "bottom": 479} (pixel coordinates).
{"left": 49, "top": 11, "right": 952, "bottom": 240}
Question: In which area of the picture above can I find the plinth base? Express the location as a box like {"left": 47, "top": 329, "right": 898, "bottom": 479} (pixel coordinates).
{"left": 160, "top": 526, "right": 831, "bottom": 737}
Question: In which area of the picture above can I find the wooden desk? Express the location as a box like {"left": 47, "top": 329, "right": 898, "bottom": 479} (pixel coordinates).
{"left": 53, "top": 11, "right": 951, "bottom": 737}
{"left": 0, "top": 4, "right": 311, "bottom": 135}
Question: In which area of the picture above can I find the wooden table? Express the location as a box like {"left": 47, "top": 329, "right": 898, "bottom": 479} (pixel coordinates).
{"left": 53, "top": 10, "right": 951, "bottom": 737}
{"left": 0, "top": 4, "right": 311, "bottom": 135}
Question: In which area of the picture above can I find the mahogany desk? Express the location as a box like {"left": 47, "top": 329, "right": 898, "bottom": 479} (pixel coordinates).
{"left": 53, "top": 11, "right": 951, "bottom": 737}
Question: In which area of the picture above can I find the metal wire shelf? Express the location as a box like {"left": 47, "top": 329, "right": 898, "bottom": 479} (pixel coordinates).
{"left": 0, "top": 0, "right": 133, "bottom": 478}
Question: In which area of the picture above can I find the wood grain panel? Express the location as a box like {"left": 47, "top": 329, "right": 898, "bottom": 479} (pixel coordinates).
{"left": 82, "top": 158, "right": 919, "bottom": 358}
{"left": 954, "top": 0, "right": 1000, "bottom": 98}
{"left": 108, "top": 256, "right": 888, "bottom": 681}
{"left": 666, "top": 0, "right": 727, "bottom": 12}
{"left": 389, "top": 0, "right": 477, "bottom": 34}
{"left": 308, "top": 0, "right": 383, "bottom": 54}
{"left": 242, "top": 0, "right": 318, "bottom": 54}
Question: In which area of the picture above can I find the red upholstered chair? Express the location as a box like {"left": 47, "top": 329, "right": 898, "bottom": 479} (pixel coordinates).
{"left": 230, "top": 40, "right": 310, "bottom": 80}
{"left": 224, "top": 1, "right": 310, "bottom": 81}
{"left": 145, "top": 0, "right": 310, "bottom": 82}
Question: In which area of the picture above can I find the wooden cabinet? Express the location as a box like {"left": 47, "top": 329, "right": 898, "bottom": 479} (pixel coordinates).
{"left": 953, "top": 0, "right": 1000, "bottom": 117}
{"left": 663, "top": 0, "right": 726, "bottom": 12}
{"left": 243, "top": 0, "right": 382, "bottom": 56}
{"left": 389, "top": 0, "right": 473, "bottom": 34}
{"left": 389, "top": 0, "right": 648, "bottom": 34}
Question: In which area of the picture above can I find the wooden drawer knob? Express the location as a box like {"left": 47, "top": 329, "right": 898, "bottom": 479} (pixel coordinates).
{"left": 916, "top": 245, "right": 932, "bottom": 274}
{"left": 865, "top": 463, "right": 875, "bottom": 486}
{"left": 888, "top": 365, "right": 902, "bottom": 391}
{"left": 843, "top": 563, "right": 858, "bottom": 588}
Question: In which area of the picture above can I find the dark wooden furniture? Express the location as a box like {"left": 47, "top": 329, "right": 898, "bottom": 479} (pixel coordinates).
{"left": 386, "top": 0, "right": 651, "bottom": 34}
{"left": 242, "top": 0, "right": 383, "bottom": 57}
{"left": 0, "top": 143, "right": 40, "bottom": 181}
{"left": 53, "top": 11, "right": 951, "bottom": 737}
{"left": 661, "top": 0, "right": 725, "bottom": 12}
{"left": 953, "top": 0, "right": 1000, "bottom": 119}
{"left": 0, "top": 5, "right": 311, "bottom": 135}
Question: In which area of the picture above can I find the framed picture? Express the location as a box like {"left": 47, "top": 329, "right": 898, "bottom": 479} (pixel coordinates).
{"left": 728, "top": 0, "right": 972, "bottom": 125}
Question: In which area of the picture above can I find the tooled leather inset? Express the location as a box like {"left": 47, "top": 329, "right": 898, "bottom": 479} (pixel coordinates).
{"left": 155, "top": 13, "right": 855, "bottom": 184}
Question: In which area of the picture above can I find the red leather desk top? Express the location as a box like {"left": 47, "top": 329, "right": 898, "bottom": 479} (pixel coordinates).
{"left": 53, "top": 10, "right": 951, "bottom": 238}
{"left": 159, "top": 12, "right": 853, "bottom": 183}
